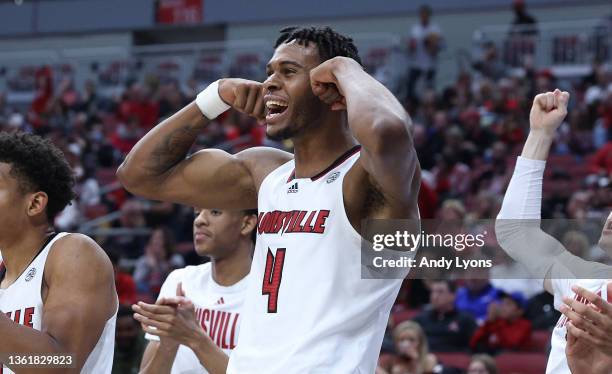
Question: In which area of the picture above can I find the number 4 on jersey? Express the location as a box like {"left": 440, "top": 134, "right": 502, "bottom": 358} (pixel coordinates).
{"left": 262, "top": 248, "right": 286, "bottom": 313}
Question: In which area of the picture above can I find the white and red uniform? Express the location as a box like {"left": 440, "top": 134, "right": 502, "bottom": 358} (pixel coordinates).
{"left": 546, "top": 278, "right": 610, "bottom": 374}
{"left": 227, "top": 146, "right": 409, "bottom": 373}
{"left": 145, "top": 262, "right": 248, "bottom": 374}
{"left": 0, "top": 233, "right": 116, "bottom": 374}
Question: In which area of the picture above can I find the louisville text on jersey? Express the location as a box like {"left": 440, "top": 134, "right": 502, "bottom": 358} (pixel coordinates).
{"left": 257, "top": 210, "right": 330, "bottom": 235}
{"left": 194, "top": 308, "right": 239, "bottom": 350}
{"left": 4, "top": 307, "right": 35, "bottom": 328}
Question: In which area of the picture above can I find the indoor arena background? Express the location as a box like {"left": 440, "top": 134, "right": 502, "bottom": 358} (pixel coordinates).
{"left": 0, "top": 0, "right": 610, "bottom": 373}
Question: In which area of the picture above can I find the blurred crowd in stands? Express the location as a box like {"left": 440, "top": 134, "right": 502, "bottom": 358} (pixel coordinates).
{"left": 0, "top": 4, "right": 611, "bottom": 372}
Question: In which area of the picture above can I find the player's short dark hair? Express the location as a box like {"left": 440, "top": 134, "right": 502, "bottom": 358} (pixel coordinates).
{"left": 432, "top": 279, "right": 457, "bottom": 293}
{"left": 0, "top": 132, "right": 75, "bottom": 222}
{"left": 275, "top": 26, "right": 362, "bottom": 66}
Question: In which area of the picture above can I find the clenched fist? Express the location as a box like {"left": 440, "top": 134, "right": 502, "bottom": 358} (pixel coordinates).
{"left": 529, "top": 89, "right": 570, "bottom": 136}
{"left": 309, "top": 57, "right": 358, "bottom": 111}
{"left": 218, "top": 78, "right": 265, "bottom": 121}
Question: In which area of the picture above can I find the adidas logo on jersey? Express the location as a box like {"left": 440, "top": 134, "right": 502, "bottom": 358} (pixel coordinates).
{"left": 287, "top": 182, "right": 299, "bottom": 194}
{"left": 215, "top": 297, "right": 225, "bottom": 305}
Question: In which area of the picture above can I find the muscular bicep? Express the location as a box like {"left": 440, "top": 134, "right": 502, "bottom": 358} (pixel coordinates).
{"left": 42, "top": 235, "right": 117, "bottom": 372}
{"left": 152, "top": 147, "right": 292, "bottom": 210}
{"left": 156, "top": 149, "right": 257, "bottom": 209}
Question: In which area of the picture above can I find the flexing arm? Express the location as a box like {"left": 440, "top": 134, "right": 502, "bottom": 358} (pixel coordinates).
{"left": 495, "top": 90, "right": 610, "bottom": 292}
{"left": 310, "top": 57, "right": 420, "bottom": 216}
{"left": 117, "top": 80, "right": 291, "bottom": 209}
{"left": 0, "top": 234, "right": 117, "bottom": 373}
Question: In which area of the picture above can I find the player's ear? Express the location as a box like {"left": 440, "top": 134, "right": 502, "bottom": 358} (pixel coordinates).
{"left": 241, "top": 213, "right": 258, "bottom": 238}
{"left": 27, "top": 191, "right": 49, "bottom": 218}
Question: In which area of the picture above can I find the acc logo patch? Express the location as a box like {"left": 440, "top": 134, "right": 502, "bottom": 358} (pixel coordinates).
{"left": 327, "top": 172, "right": 340, "bottom": 184}
{"left": 25, "top": 268, "right": 36, "bottom": 282}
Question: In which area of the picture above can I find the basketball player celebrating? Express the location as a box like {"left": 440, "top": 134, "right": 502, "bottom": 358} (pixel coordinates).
{"left": 137, "top": 208, "right": 256, "bottom": 374}
{"left": 117, "top": 26, "right": 420, "bottom": 373}
{"left": 495, "top": 90, "right": 612, "bottom": 373}
{"left": 0, "top": 132, "right": 117, "bottom": 373}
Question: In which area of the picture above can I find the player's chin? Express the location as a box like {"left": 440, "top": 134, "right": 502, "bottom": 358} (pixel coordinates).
{"left": 194, "top": 242, "right": 213, "bottom": 256}
{"left": 265, "top": 120, "right": 293, "bottom": 141}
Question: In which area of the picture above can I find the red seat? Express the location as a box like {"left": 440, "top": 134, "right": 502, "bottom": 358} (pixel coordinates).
{"left": 434, "top": 352, "right": 471, "bottom": 369}
{"left": 496, "top": 352, "right": 548, "bottom": 374}
{"left": 522, "top": 330, "right": 551, "bottom": 353}
{"left": 391, "top": 308, "right": 420, "bottom": 325}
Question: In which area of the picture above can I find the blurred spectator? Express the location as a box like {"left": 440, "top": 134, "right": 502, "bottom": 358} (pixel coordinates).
{"left": 112, "top": 305, "right": 145, "bottom": 374}
{"left": 112, "top": 199, "right": 149, "bottom": 259}
{"left": 589, "top": 140, "right": 612, "bottom": 174}
{"left": 414, "top": 280, "right": 477, "bottom": 352}
{"left": 407, "top": 5, "right": 443, "bottom": 101}
{"left": 133, "top": 226, "right": 184, "bottom": 298}
{"left": 473, "top": 42, "right": 507, "bottom": 81}
{"left": 377, "top": 321, "right": 438, "bottom": 374}
{"left": 455, "top": 278, "right": 501, "bottom": 323}
{"left": 109, "top": 250, "right": 137, "bottom": 306}
{"left": 524, "top": 291, "right": 560, "bottom": 330}
{"left": 432, "top": 150, "right": 471, "bottom": 198}
{"left": 509, "top": 0, "right": 538, "bottom": 36}
{"left": 470, "top": 291, "right": 532, "bottom": 354}
{"left": 28, "top": 66, "right": 53, "bottom": 131}
{"left": 467, "top": 354, "right": 498, "bottom": 374}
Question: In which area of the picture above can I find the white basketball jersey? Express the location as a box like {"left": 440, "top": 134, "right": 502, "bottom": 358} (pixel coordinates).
{"left": 546, "top": 278, "right": 610, "bottom": 374}
{"left": 227, "top": 146, "right": 407, "bottom": 374}
{"left": 0, "top": 233, "right": 116, "bottom": 374}
{"left": 146, "top": 262, "right": 248, "bottom": 374}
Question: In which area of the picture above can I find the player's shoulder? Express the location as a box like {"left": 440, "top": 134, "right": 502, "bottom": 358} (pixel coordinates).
{"left": 48, "top": 232, "right": 110, "bottom": 267}
{"left": 166, "top": 262, "right": 212, "bottom": 283}
{"left": 236, "top": 146, "right": 293, "bottom": 186}
{"left": 45, "top": 233, "right": 114, "bottom": 285}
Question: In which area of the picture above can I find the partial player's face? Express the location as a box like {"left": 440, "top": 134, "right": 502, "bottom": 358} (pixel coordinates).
{"left": 193, "top": 209, "right": 247, "bottom": 258}
{"left": 0, "top": 163, "right": 30, "bottom": 245}
{"left": 263, "top": 40, "right": 327, "bottom": 141}
{"left": 599, "top": 211, "right": 612, "bottom": 256}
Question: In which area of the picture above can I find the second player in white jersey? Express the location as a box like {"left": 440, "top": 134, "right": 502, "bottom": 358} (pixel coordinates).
{"left": 0, "top": 233, "right": 117, "bottom": 374}
{"left": 145, "top": 263, "right": 248, "bottom": 374}
{"left": 227, "top": 148, "right": 408, "bottom": 373}
{"left": 0, "top": 132, "right": 117, "bottom": 374}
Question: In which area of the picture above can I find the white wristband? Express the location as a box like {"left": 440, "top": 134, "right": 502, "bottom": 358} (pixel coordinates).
{"left": 195, "top": 80, "right": 231, "bottom": 120}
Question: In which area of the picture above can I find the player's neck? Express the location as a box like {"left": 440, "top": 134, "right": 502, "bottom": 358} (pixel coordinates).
{"left": 292, "top": 119, "right": 357, "bottom": 178}
{"left": 211, "top": 242, "right": 252, "bottom": 287}
{"left": 0, "top": 225, "right": 53, "bottom": 283}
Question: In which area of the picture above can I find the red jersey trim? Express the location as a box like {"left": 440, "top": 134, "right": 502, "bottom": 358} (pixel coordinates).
{"left": 286, "top": 145, "right": 361, "bottom": 183}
